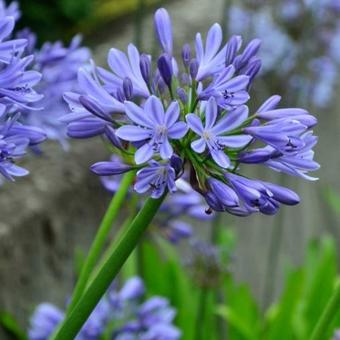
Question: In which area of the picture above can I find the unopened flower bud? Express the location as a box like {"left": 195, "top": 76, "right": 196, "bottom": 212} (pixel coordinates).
{"left": 157, "top": 53, "right": 173, "bottom": 87}
{"left": 123, "top": 77, "right": 133, "bottom": 100}
{"left": 181, "top": 43, "right": 191, "bottom": 67}
{"left": 189, "top": 58, "right": 198, "bottom": 79}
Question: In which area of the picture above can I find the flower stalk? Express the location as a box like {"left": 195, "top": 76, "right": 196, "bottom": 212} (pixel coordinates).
{"left": 51, "top": 194, "right": 166, "bottom": 340}
{"left": 65, "top": 171, "right": 136, "bottom": 315}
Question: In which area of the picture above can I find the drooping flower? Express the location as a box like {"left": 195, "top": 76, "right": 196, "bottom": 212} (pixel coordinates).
{"left": 225, "top": 173, "right": 300, "bottom": 216}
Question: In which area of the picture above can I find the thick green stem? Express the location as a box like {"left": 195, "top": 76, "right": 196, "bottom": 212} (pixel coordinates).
{"left": 310, "top": 279, "right": 340, "bottom": 340}
{"left": 65, "top": 171, "right": 135, "bottom": 315}
{"left": 51, "top": 194, "right": 166, "bottom": 340}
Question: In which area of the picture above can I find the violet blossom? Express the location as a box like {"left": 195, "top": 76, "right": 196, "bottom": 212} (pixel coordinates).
{"left": 28, "top": 276, "right": 181, "bottom": 340}
{"left": 62, "top": 7, "right": 319, "bottom": 216}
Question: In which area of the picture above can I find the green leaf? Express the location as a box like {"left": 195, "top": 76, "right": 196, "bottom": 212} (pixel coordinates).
{"left": 0, "top": 311, "right": 27, "bottom": 340}
{"left": 222, "top": 276, "right": 261, "bottom": 340}
{"left": 265, "top": 269, "right": 304, "bottom": 340}
{"left": 216, "top": 305, "right": 257, "bottom": 340}
{"left": 301, "top": 237, "right": 337, "bottom": 338}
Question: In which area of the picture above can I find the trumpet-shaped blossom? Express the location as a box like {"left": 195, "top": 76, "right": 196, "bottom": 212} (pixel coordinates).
{"left": 63, "top": 7, "right": 319, "bottom": 216}
{"left": 195, "top": 23, "right": 228, "bottom": 81}
{"left": 116, "top": 96, "right": 187, "bottom": 164}
{"left": 226, "top": 173, "right": 300, "bottom": 216}
{"left": 97, "top": 44, "right": 150, "bottom": 98}
{"left": 198, "top": 65, "right": 250, "bottom": 109}
{"left": 186, "top": 98, "right": 252, "bottom": 168}
{"left": 134, "top": 160, "right": 177, "bottom": 198}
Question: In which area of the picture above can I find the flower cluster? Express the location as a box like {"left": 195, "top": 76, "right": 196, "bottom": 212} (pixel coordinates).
{"left": 95, "top": 156, "right": 212, "bottom": 243}
{"left": 20, "top": 32, "right": 90, "bottom": 149}
{"left": 63, "top": 8, "right": 318, "bottom": 216}
{"left": 0, "top": 8, "right": 46, "bottom": 182}
{"left": 227, "top": 0, "right": 340, "bottom": 108}
{"left": 28, "top": 276, "right": 181, "bottom": 340}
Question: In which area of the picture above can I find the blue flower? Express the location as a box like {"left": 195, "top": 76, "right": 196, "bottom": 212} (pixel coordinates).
{"left": 134, "top": 160, "right": 177, "bottom": 198}
{"left": 0, "top": 16, "right": 26, "bottom": 63}
{"left": 62, "top": 7, "right": 319, "bottom": 215}
{"left": 28, "top": 303, "right": 64, "bottom": 340}
{"left": 198, "top": 65, "right": 250, "bottom": 109}
{"left": 186, "top": 97, "right": 252, "bottom": 168}
{"left": 116, "top": 95, "right": 188, "bottom": 164}
{"left": 0, "top": 115, "right": 46, "bottom": 182}
{"left": 0, "top": 0, "right": 20, "bottom": 21}
{"left": 195, "top": 23, "right": 228, "bottom": 81}
{"left": 97, "top": 44, "right": 150, "bottom": 98}
{"left": 22, "top": 35, "right": 90, "bottom": 149}
{"left": 225, "top": 173, "right": 300, "bottom": 215}
{"left": 28, "top": 277, "right": 181, "bottom": 340}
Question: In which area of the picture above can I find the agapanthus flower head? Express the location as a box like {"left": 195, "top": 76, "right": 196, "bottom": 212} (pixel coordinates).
{"left": 22, "top": 34, "right": 90, "bottom": 149}
{"left": 227, "top": 1, "right": 340, "bottom": 109}
{"left": 0, "top": 12, "right": 47, "bottom": 183}
{"left": 186, "top": 239, "right": 227, "bottom": 288}
{"left": 28, "top": 276, "right": 181, "bottom": 340}
{"left": 0, "top": 112, "right": 46, "bottom": 183}
{"left": 93, "top": 154, "right": 209, "bottom": 244}
{"left": 63, "top": 7, "right": 319, "bottom": 217}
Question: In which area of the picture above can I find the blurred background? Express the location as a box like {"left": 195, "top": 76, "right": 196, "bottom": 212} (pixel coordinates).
{"left": 0, "top": 0, "right": 340, "bottom": 339}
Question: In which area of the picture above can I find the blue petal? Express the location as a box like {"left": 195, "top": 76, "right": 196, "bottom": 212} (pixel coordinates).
{"left": 210, "top": 149, "right": 230, "bottom": 168}
{"left": 115, "top": 125, "right": 151, "bottom": 141}
{"left": 186, "top": 114, "right": 204, "bottom": 135}
{"left": 135, "top": 142, "right": 154, "bottom": 164}
{"left": 168, "top": 121, "right": 188, "bottom": 139}
{"left": 191, "top": 138, "right": 206, "bottom": 153}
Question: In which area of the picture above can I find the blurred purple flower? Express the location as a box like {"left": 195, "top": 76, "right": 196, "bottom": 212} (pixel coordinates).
{"left": 29, "top": 277, "right": 180, "bottom": 340}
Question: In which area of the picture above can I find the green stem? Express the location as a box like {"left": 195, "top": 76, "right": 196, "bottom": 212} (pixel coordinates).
{"left": 310, "top": 279, "right": 340, "bottom": 340}
{"left": 51, "top": 194, "right": 166, "bottom": 340}
{"left": 194, "top": 288, "right": 208, "bottom": 340}
{"left": 65, "top": 171, "right": 135, "bottom": 315}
